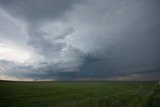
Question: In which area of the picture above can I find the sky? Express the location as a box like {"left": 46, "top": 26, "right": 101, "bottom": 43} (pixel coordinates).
{"left": 0, "top": 0, "right": 160, "bottom": 81}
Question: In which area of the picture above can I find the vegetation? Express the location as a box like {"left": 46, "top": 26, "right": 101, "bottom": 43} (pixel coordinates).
{"left": 0, "top": 81, "right": 159, "bottom": 107}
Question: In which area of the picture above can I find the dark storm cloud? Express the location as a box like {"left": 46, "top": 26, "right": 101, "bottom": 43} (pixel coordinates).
{"left": 0, "top": 0, "right": 160, "bottom": 80}
{"left": 78, "top": 0, "right": 160, "bottom": 74}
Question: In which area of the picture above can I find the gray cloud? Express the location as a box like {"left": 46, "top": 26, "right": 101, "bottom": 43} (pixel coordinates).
{"left": 0, "top": 0, "right": 82, "bottom": 23}
{"left": 0, "top": 0, "right": 160, "bottom": 80}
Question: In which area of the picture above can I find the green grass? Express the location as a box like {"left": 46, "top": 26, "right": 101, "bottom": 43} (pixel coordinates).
{"left": 0, "top": 81, "right": 159, "bottom": 107}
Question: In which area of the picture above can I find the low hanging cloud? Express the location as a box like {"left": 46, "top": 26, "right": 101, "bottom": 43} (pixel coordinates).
{"left": 0, "top": 0, "right": 160, "bottom": 81}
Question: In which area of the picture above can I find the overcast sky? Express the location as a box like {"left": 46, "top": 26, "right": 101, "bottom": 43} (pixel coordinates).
{"left": 0, "top": 0, "right": 160, "bottom": 81}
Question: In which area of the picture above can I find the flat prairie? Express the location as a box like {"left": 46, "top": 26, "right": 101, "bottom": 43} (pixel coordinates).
{"left": 0, "top": 81, "right": 159, "bottom": 107}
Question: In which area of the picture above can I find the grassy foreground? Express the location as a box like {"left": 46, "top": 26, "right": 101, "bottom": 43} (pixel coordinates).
{"left": 0, "top": 81, "right": 159, "bottom": 107}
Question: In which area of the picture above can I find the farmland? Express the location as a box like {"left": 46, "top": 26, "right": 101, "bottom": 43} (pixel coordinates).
{"left": 0, "top": 81, "right": 159, "bottom": 107}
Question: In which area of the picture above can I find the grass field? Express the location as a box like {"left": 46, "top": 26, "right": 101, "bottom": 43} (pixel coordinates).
{"left": 0, "top": 81, "right": 159, "bottom": 107}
